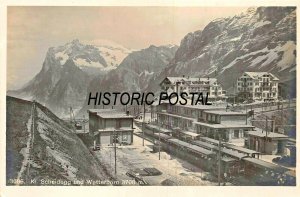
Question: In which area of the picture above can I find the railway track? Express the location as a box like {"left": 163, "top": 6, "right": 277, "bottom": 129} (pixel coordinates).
{"left": 25, "top": 101, "right": 37, "bottom": 183}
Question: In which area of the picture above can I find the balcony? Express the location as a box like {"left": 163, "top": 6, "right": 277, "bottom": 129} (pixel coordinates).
{"left": 262, "top": 82, "right": 270, "bottom": 87}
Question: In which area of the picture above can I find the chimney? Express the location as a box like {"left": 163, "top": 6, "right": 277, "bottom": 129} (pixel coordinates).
{"left": 182, "top": 75, "right": 185, "bottom": 78}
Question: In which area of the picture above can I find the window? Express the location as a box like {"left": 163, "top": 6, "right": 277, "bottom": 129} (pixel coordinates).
{"left": 122, "top": 133, "right": 128, "bottom": 141}
{"left": 234, "top": 130, "right": 239, "bottom": 138}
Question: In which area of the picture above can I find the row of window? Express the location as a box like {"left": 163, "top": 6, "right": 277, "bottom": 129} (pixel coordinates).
{"left": 237, "top": 82, "right": 277, "bottom": 86}
{"left": 253, "top": 93, "right": 277, "bottom": 97}
{"left": 196, "top": 126, "right": 247, "bottom": 139}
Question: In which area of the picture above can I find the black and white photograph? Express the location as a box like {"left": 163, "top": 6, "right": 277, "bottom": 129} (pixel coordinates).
{"left": 1, "top": 1, "right": 298, "bottom": 195}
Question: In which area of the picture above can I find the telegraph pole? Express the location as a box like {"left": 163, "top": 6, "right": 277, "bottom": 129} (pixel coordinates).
{"left": 266, "top": 117, "right": 268, "bottom": 135}
{"left": 114, "top": 130, "right": 117, "bottom": 175}
{"left": 150, "top": 105, "right": 153, "bottom": 123}
{"left": 281, "top": 102, "right": 283, "bottom": 125}
{"left": 233, "top": 82, "right": 235, "bottom": 106}
{"left": 218, "top": 132, "right": 221, "bottom": 186}
{"left": 159, "top": 122, "right": 161, "bottom": 160}
{"left": 264, "top": 117, "right": 268, "bottom": 153}
{"left": 83, "top": 115, "right": 86, "bottom": 133}
{"left": 143, "top": 102, "right": 145, "bottom": 146}
{"left": 272, "top": 117, "right": 275, "bottom": 133}
{"left": 245, "top": 105, "right": 248, "bottom": 125}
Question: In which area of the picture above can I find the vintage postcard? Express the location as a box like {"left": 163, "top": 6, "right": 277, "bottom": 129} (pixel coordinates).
{"left": 1, "top": 0, "right": 299, "bottom": 197}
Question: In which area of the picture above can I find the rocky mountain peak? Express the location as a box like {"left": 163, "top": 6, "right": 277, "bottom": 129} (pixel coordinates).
{"left": 146, "top": 7, "right": 296, "bottom": 95}
{"left": 41, "top": 39, "right": 133, "bottom": 76}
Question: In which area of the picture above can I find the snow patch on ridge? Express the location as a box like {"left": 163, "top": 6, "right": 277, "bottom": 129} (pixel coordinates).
{"left": 74, "top": 58, "right": 104, "bottom": 68}
{"left": 221, "top": 41, "right": 296, "bottom": 73}
{"left": 55, "top": 51, "right": 69, "bottom": 65}
{"left": 253, "top": 20, "right": 271, "bottom": 28}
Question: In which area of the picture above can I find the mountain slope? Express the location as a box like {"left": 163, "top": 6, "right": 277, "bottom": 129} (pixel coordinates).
{"left": 97, "top": 45, "right": 178, "bottom": 92}
{"left": 147, "top": 7, "right": 296, "bottom": 94}
{"left": 8, "top": 40, "right": 132, "bottom": 117}
{"left": 77, "top": 44, "right": 178, "bottom": 115}
{"left": 6, "top": 96, "right": 113, "bottom": 185}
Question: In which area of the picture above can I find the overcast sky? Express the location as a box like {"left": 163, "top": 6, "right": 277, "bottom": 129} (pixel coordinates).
{"left": 7, "top": 6, "right": 247, "bottom": 90}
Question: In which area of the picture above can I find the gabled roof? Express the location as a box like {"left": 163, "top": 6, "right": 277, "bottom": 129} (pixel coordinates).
{"left": 243, "top": 72, "right": 279, "bottom": 81}
{"left": 88, "top": 109, "right": 133, "bottom": 119}
{"left": 162, "top": 77, "right": 218, "bottom": 85}
{"left": 204, "top": 110, "right": 246, "bottom": 116}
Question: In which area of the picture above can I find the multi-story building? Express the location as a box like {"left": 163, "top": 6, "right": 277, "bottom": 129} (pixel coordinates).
{"left": 195, "top": 110, "right": 255, "bottom": 146}
{"left": 236, "top": 72, "right": 279, "bottom": 101}
{"left": 88, "top": 109, "right": 134, "bottom": 147}
{"left": 153, "top": 101, "right": 254, "bottom": 146}
{"left": 160, "top": 76, "right": 226, "bottom": 100}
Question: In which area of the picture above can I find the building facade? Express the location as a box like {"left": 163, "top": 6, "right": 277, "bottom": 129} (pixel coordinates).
{"left": 236, "top": 72, "right": 279, "bottom": 101}
{"left": 160, "top": 76, "right": 226, "bottom": 100}
{"left": 247, "top": 130, "right": 288, "bottom": 155}
{"left": 88, "top": 109, "right": 134, "bottom": 147}
{"left": 154, "top": 101, "right": 254, "bottom": 146}
{"left": 195, "top": 110, "right": 255, "bottom": 146}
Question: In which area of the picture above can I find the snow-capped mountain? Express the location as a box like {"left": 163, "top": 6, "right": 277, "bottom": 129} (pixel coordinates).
{"left": 147, "top": 7, "right": 296, "bottom": 95}
{"left": 77, "top": 44, "right": 178, "bottom": 116}
{"left": 89, "top": 39, "right": 134, "bottom": 68}
{"left": 51, "top": 39, "right": 132, "bottom": 75}
{"left": 8, "top": 7, "right": 296, "bottom": 118}
{"left": 91, "top": 44, "right": 178, "bottom": 92}
{"left": 7, "top": 39, "right": 132, "bottom": 117}
{"left": 8, "top": 40, "right": 177, "bottom": 117}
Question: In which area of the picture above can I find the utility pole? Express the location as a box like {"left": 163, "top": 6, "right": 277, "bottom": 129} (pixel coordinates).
{"left": 281, "top": 103, "right": 283, "bottom": 125}
{"left": 70, "top": 107, "right": 72, "bottom": 123}
{"left": 143, "top": 102, "right": 145, "bottom": 146}
{"left": 245, "top": 105, "right": 248, "bottom": 125}
{"left": 150, "top": 105, "right": 153, "bottom": 122}
{"left": 83, "top": 115, "right": 86, "bottom": 133}
{"left": 114, "top": 130, "right": 117, "bottom": 175}
{"left": 272, "top": 117, "right": 275, "bottom": 133}
{"left": 218, "top": 132, "right": 221, "bottom": 186}
{"left": 233, "top": 82, "right": 235, "bottom": 106}
{"left": 158, "top": 122, "right": 161, "bottom": 160}
{"left": 264, "top": 117, "right": 268, "bottom": 153}
{"left": 266, "top": 117, "right": 268, "bottom": 135}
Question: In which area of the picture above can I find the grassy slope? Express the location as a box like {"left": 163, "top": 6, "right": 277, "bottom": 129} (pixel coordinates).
{"left": 6, "top": 96, "right": 113, "bottom": 185}
{"left": 6, "top": 96, "right": 32, "bottom": 181}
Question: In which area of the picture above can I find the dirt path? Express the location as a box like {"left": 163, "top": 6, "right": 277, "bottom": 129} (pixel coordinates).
{"left": 17, "top": 101, "right": 36, "bottom": 183}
